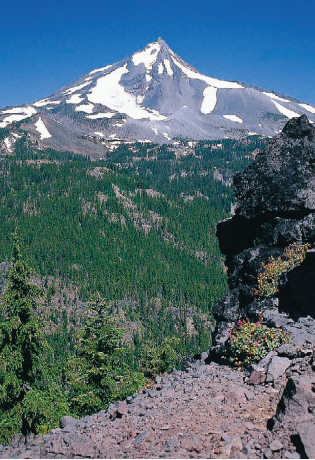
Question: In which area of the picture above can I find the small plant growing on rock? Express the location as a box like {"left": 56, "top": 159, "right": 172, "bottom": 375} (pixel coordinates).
{"left": 224, "top": 315, "right": 290, "bottom": 366}
{"left": 254, "top": 242, "right": 310, "bottom": 299}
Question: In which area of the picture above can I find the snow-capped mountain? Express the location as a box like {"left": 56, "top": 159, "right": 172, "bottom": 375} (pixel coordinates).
{"left": 1, "top": 37, "right": 315, "bottom": 156}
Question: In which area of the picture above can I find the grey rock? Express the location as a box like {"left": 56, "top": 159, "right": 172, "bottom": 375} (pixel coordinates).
{"left": 270, "top": 439, "right": 284, "bottom": 451}
{"left": 245, "top": 364, "right": 266, "bottom": 385}
{"left": 59, "top": 416, "right": 78, "bottom": 429}
{"left": 131, "top": 430, "right": 151, "bottom": 446}
{"left": 109, "top": 400, "right": 128, "bottom": 419}
{"left": 10, "top": 434, "right": 25, "bottom": 448}
{"left": 244, "top": 389, "right": 255, "bottom": 401}
{"left": 257, "top": 351, "right": 277, "bottom": 370}
{"left": 212, "top": 288, "right": 240, "bottom": 322}
{"left": 295, "top": 422, "right": 315, "bottom": 459}
{"left": 266, "top": 356, "right": 291, "bottom": 383}
{"left": 283, "top": 451, "right": 300, "bottom": 459}
{"left": 274, "top": 375, "right": 315, "bottom": 425}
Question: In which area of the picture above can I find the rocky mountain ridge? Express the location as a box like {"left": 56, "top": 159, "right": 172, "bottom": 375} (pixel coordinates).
{"left": 1, "top": 39, "right": 315, "bottom": 156}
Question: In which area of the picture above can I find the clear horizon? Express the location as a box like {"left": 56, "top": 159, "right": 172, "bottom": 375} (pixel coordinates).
{"left": 1, "top": 0, "right": 315, "bottom": 108}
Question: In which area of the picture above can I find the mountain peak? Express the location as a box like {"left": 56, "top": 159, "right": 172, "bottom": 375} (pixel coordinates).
{"left": 1, "top": 39, "right": 315, "bottom": 154}
{"left": 156, "top": 37, "right": 169, "bottom": 48}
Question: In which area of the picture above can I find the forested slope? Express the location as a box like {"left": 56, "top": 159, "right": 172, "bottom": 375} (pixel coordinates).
{"left": 0, "top": 132, "right": 267, "bottom": 359}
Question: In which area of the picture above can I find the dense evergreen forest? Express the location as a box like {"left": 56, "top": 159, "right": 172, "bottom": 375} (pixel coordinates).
{"left": 0, "top": 128, "right": 268, "bottom": 442}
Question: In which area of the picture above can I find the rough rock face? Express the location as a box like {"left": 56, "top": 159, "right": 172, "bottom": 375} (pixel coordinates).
{"left": 211, "top": 114, "right": 315, "bottom": 457}
{"left": 214, "top": 114, "right": 315, "bottom": 320}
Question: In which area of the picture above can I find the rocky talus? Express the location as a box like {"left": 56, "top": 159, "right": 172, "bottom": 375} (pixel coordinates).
{"left": 1, "top": 345, "right": 314, "bottom": 459}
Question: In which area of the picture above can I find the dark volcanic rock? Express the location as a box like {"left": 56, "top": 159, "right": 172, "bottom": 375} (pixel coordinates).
{"left": 211, "top": 115, "right": 315, "bottom": 459}
{"left": 215, "top": 115, "right": 315, "bottom": 322}
{"left": 234, "top": 114, "right": 315, "bottom": 219}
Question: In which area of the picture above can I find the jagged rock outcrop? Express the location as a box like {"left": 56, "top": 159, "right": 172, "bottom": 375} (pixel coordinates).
{"left": 211, "top": 114, "right": 315, "bottom": 457}
{"left": 214, "top": 114, "right": 315, "bottom": 321}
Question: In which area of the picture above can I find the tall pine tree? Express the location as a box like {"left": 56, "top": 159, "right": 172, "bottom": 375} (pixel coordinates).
{"left": 0, "top": 233, "right": 68, "bottom": 443}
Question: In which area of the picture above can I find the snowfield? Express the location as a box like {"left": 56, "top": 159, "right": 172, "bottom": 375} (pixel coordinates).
{"left": 223, "top": 115, "right": 243, "bottom": 123}
{"left": 66, "top": 94, "right": 84, "bottom": 104}
{"left": 299, "top": 103, "right": 315, "bottom": 114}
{"left": 271, "top": 101, "right": 300, "bottom": 119}
{"left": 132, "top": 42, "right": 161, "bottom": 70}
{"left": 35, "top": 117, "right": 52, "bottom": 139}
{"left": 87, "top": 64, "right": 166, "bottom": 121}
{"left": 262, "top": 92, "right": 290, "bottom": 103}
{"left": 171, "top": 55, "right": 243, "bottom": 89}
{"left": 201, "top": 87, "right": 217, "bottom": 114}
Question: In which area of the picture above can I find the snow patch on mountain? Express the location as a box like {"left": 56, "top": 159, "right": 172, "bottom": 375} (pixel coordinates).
{"left": 0, "top": 106, "right": 37, "bottom": 128}
{"left": 201, "top": 87, "right": 217, "bottom": 114}
{"left": 271, "top": 101, "right": 300, "bottom": 119}
{"left": 33, "top": 99, "right": 61, "bottom": 107}
{"left": 2, "top": 106, "right": 37, "bottom": 115}
{"left": 132, "top": 42, "right": 160, "bottom": 70}
{"left": 223, "top": 114, "right": 243, "bottom": 123}
{"left": 262, "top": 92, "right": 290, "bottom": 103}
{"left": 164, "top": 59, "right": 173, "bottom": 76}
{"left": 299, "top": 103, "right": 315, "bottom": 114}
{"left": 75, "top": 103, "right": 94, "bottom": 113}
{"left": 158, "top": 63, "right": 164, "bottom": 74}
{"left": 66, "top": 94, "right": 84, "bottom": 104}
{"left": 88, "top": 64, "right": 113, "bottom": 75}
{"left": 35, "top": 117, "right": 52, "bottom": 139}
{"left": 87, "top": 64, "right": 166, "bottom": 121}
{"left": 171, "top": 55, "right": 243, "bottom": 89}
{"left": 3, "top": 137, "right": 13, "bottom": 152}
{"left": 63, "top": 80, "right": 93, "bottom": 95}
{"left": 87, "top": 112, "right": 116, "bottom": 119}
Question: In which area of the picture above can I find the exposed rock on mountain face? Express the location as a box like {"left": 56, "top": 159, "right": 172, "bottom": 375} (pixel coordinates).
{"left": 1, "top": 39, "right": 315, "bottom": 156}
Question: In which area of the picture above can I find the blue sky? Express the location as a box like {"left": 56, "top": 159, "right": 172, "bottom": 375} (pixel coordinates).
{"left": 1, "top": 0, "right": 315, "bottom": 108}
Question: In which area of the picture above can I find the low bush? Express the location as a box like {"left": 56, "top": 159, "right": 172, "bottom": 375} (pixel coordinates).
{"left": 223, "top": 315, "right": 290, "bottom": 366}
{"left": 254, "top": 243, "right": 310, "bottom": 299}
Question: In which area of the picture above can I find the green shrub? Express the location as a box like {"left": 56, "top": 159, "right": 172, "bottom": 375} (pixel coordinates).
{"left": 223, "top": 315, "right": 290, "bottom": 366}
{"left": 139, "top": 337, "right": 180, "bottom": 377}
{"left": 254, "top": 243, "right": 310, "bottom": 299}
{"left": 67, "top": 293, "right": 145, "bottom": 417}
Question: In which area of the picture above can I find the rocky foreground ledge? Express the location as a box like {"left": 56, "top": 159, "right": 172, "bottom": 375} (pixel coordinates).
{"left": 1, "top": 324, "right": 314, "bottom": 459}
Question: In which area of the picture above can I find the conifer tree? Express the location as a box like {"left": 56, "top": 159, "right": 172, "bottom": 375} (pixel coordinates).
{"left": 68, "top": 293, "right": 144, "bottom": 416}
{"left": 0, "top": 233, "right": 68, "bottom": 443}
